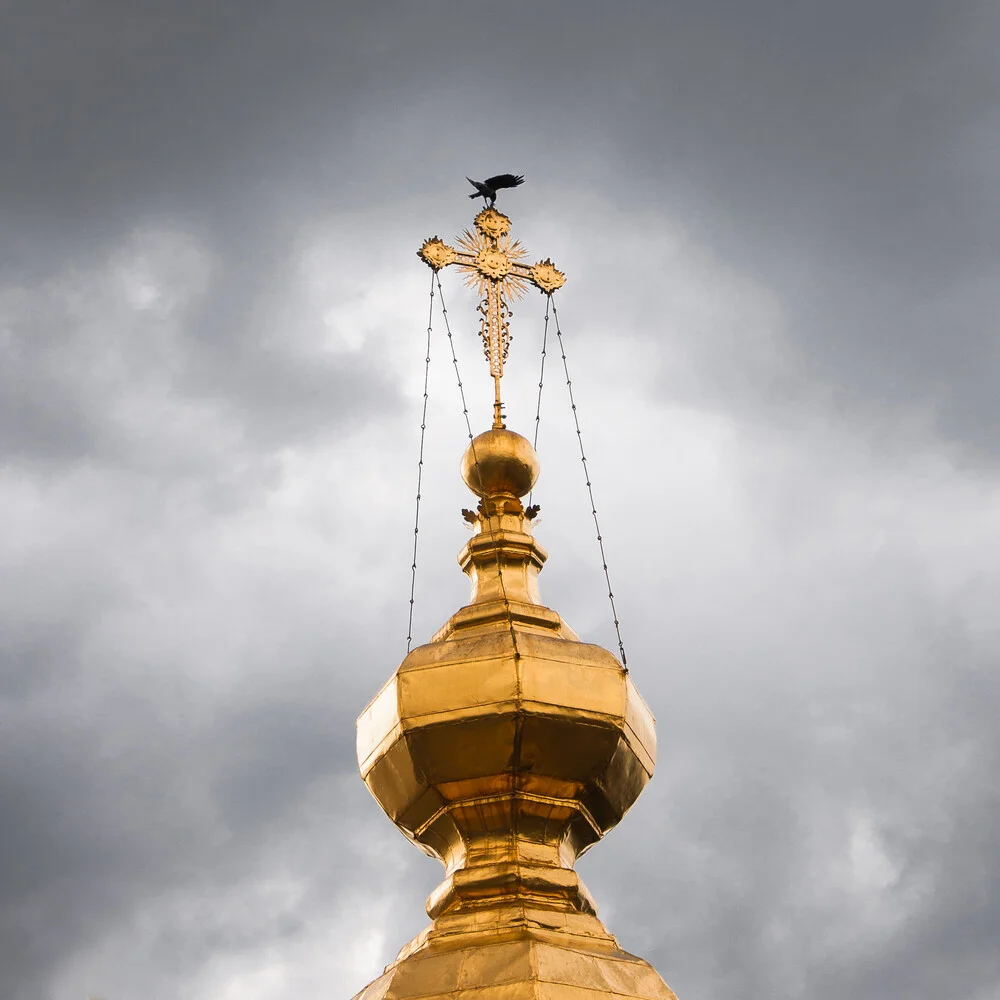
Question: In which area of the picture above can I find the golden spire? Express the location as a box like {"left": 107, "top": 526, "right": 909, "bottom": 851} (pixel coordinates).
{"left": 418, "top": 207, "right": 565, "bottom": 429}
{"left": 351, "top": 209, "right": 676, "bottom": 1000}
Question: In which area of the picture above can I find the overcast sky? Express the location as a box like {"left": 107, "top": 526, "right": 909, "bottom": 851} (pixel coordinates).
{"left": 2, "top": 3, "right": 999, "bottom": 999}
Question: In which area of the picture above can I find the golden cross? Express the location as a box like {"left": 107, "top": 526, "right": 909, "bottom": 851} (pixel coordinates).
{"left": 418, "top": 208, "right": 566, "bottom": 429}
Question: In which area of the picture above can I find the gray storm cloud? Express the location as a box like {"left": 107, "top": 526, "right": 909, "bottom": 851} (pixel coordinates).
{"left": 1, "top": 3, "right": 998, "bottom": 999}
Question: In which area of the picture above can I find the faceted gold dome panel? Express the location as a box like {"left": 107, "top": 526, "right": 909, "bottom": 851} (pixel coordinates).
{"left": 354, "top": 937, "right": 677, "bottom": 1000}
{"left": 358, "top": 627, "right": 656, "bottom": 873}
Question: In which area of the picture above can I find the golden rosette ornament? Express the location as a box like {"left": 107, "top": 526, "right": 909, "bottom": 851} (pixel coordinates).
{"left": 475, "top": 248, "right": 513, "bottom": 280}
{"left": 530, "top": 258, "right": 567, "bottom": 294}
{"left": 474, "top": 208, "right": 512, "bottom": 240}
{"left": 417, "top": 237, "right": 457, "bottom": 271}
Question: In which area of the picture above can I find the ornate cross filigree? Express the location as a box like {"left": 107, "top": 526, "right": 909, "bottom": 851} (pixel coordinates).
{"left": 418, "top": 208, "right": 566, "bottom": 429}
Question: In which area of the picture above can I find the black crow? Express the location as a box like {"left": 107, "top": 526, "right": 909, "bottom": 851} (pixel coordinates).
{"left": 467, "top": 174, "right": 525, "bottom": 207}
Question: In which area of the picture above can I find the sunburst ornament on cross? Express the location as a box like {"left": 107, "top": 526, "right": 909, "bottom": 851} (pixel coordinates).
{"left": 418, "top": 207, "right": 566, "bottom": 429}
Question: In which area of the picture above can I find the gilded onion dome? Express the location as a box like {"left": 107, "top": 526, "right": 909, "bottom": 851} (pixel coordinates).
{"left": 350, "top": 206, "right": 675, "bottom": 999}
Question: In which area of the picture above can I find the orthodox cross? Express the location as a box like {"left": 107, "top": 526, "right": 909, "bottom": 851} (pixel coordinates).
{"left": 418, "top": 208, "right": 566, "bottom": 429}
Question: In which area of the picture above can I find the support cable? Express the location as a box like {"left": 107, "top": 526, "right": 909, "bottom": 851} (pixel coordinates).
{"left": 527, "top": 295, "right": 550, "bottom": 509}
{"left": 435, "top": 272, "right": 520, "bottom": 661}
{"left": 550, "top": 298, "right": 628, "bottom": 670}
{"left": 406, "top": 273, "right": 435, "bottom": 652}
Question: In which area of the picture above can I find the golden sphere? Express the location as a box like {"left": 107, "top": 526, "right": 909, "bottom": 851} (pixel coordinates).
{"left": 461, "top": 428, "right": 539, "bottom": 498}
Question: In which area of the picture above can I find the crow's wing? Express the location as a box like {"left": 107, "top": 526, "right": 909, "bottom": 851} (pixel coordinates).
{"left": 467, "top": 177, "right": 484, "bottom": 191}
{"left": 484, "top": 173, "right": 524, "bottom": 190}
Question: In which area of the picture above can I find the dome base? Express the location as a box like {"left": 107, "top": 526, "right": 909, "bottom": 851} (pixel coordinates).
{"left": 351, "top": 926, "right": 676, "bottom": 1000}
